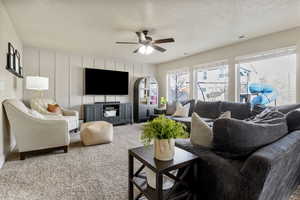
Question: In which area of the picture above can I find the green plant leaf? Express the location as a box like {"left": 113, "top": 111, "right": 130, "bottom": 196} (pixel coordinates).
{"left": 141, "top": 115, "right": 188, "bottom": 145}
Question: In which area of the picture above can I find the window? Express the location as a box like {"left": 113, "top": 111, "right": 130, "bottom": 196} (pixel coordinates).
{"left": 195, "top": 64, "right": 228, "bottom": 101}
{"left": 238, "top": 48, "right": 296, "bottom": 106}
{"left": 167, "top": 71, "right": 190, "bottom": 102}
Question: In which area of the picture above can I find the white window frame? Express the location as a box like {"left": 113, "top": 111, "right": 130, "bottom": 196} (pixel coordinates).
{"left": 193, "top": 60, "right": 229, "bottom": 101}
{"left": 235, "top": 46, "right": 297, "bottom": 105}
{"left": 166, "top": 68, "right": 190, "bottom": 102}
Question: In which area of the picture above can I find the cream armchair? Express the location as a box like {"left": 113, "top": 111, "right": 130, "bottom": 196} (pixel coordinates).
{"left": 30, "top": 98, "right": 79, "bottom": 132}
{"left": 3, "top": 99, "right": 70, "bottom": 160}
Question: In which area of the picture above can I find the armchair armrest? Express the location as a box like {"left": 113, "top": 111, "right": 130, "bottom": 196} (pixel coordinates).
{"left": 13, "top": 111, "right": 70, "bottom": 152}
{"left": 62, "top": 109, "right": 79, "bottom": 117}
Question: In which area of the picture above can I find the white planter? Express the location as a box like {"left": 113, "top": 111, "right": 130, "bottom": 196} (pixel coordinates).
{"left": 154, "top": 139, "right": 175, "bottom": 161}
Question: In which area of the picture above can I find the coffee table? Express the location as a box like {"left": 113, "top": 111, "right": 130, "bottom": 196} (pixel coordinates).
{"left": 128, "top": 145, "right": 198, "bottom": 200}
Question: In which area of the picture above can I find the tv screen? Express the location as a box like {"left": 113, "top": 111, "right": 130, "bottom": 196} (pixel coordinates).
{"left": 85, "top": 68, "right": 129, "bottom": 95}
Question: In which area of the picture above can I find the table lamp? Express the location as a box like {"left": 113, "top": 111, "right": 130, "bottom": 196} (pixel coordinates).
{"left": 26, "top": 76, "right": 49, "bottom": 97}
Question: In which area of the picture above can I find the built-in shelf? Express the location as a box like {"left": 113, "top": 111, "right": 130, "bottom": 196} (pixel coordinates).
{"left": 134, "top": 77, "right": 158, "bottom": 122}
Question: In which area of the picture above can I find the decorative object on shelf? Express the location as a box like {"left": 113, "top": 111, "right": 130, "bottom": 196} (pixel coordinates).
{"left": 160, "top": 96, "right": 167, "bottom": 109}
{"left": 26, "top": 76, "right": 49, "bottom": 97}
{"left": 141, "top": 115, "right": 188, "bottom": 161}
{"left": 133, "top": 76, "right": 158, "bottom": 122}
{"left": 6, "top": 42, "right": 23, "bottom": 78}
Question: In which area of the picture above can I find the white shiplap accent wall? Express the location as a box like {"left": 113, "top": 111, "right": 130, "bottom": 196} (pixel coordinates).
{"left": 23, "top": 47, "right": 157, "bottom": 119}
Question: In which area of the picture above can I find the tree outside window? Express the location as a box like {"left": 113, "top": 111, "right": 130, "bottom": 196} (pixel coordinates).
{"left": 167, "top": 71, "right": 190, "bottom": 102}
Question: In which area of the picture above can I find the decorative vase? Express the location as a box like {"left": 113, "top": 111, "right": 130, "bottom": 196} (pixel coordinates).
{"left": 154, "top": 138, "right": 175, "bottom": 161}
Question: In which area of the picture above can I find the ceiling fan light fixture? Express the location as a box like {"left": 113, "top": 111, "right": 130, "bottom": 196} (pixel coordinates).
{"left": 139, "top": 45, "right": 154, "bottom": 55}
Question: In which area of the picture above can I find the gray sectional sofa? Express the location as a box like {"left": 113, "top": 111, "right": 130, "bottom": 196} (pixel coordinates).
{"left": 169, "top": 100, "right": 300, "bottom": 200}
{"left": 155, "top": 100, "right": 253, "bottom": 131}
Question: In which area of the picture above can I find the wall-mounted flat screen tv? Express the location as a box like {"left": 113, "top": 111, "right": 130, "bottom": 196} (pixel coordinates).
{"left": 85, "top": 68, "right": 129, "bottom": 95}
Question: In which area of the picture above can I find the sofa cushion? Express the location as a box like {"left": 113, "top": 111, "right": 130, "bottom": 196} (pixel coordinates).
{"left": 195, "top": 100, "right": 221, "bottom": 119}
{"left": 219, "top": 101, "right": 251, "bottom": 120}
{"left": 213, "top": 115, "right": 288, "bottom": 158}
{"left": 277, "top": 103, "right": 300, "bottom": 114}
{"left": 286, "top": 109, "right": 300, "bottom": 132}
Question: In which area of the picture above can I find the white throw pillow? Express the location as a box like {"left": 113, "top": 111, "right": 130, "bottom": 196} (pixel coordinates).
{"left": 190, "top": 112, "right": 213, "bottom": 147}
{"left": 218, "top": 111, "right": 231, "bottom": 119}
{"left": 29, "top": 110, "right": 45, "bottom": 119}
{"left": 172, "top": 102, "right": 190, "bottom": 117}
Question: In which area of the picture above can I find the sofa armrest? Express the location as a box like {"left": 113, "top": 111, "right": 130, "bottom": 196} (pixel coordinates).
{"left": 240, "top": 153, "right": 272, "bottom": 200}
{"left": 240, "top": 131, "right": 300, "bottom": 200}
{"left": 175, "top": 139, "right": 243, "bottom": 199}
{"left": 62, "top": 109, "right": 79, "bottom": 117}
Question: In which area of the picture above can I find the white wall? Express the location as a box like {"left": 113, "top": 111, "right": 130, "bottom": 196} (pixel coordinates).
{"left": 157, "top": 27, "right": 300, "bottom": 102}
{"left": 23, "top": 47, "right": 157, "bottom": 119}
{"left": 0, "top": 0, "right": 23, "bottom": 168}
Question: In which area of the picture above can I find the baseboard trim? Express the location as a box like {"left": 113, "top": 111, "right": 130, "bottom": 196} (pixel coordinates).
{"left": 0, "top": 154, "right": 5, "bottom": 169}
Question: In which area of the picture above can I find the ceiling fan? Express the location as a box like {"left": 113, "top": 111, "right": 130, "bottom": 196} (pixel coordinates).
{"left": 116, "top": 30, "right": 175, "bottom": 55}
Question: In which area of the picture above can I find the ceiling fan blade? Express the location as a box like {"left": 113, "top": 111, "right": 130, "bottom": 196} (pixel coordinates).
{"left": 154, "top": 38, "right": 175, "bottom": 44}
{"left": 116, "top": 42, "right": 138, "bottom": 44}
{"left": 152, "top": 45, "right": 166, "bottom": 53}
{"left": 133, "top": 47, "right": 140, "bottom": 53}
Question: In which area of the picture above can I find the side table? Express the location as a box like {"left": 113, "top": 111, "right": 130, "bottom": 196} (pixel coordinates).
{"left": 128, "top": 145, "right": 198, "bottom": 200}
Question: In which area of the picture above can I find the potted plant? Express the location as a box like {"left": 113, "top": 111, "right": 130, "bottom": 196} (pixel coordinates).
{"left": 141, "top": 115, "right": 188, "bottom": 161}
{"left": 160, "top": 97, "right": 168, "bottom": 109}
{"left": 141, "top": 116, "right": 188, "bottom": 189}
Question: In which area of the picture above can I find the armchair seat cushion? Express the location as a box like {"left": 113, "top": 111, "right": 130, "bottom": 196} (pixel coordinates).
{"left": 45, "top": 115, "right": 78, "bottom": 131}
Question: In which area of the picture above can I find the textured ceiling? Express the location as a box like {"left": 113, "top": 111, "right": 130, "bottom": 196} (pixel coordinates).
{"left": 3, "top": 0, "right": 300, "bottom": 64}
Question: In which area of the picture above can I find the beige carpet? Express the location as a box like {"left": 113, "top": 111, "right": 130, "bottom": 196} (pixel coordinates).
{"left": 0, "top": 123, "right": 299, "bottom": 200}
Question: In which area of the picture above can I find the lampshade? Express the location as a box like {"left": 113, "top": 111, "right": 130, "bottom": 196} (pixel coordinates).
{"left": 26, "top": 76, "right": 49, "bottom": 91}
